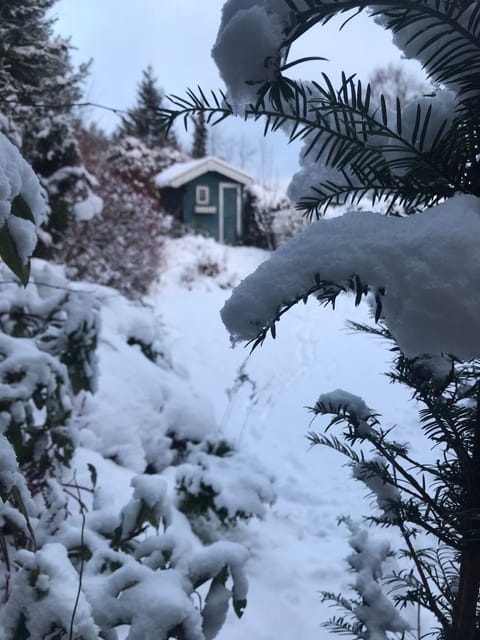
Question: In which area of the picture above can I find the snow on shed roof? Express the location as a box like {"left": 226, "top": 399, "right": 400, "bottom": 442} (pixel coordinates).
{"left": 156, "top": 156, "right": 253, "bottom": 189}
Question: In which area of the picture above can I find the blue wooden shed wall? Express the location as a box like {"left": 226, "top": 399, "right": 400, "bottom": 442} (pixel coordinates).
{"left": 181, "top": 171, "right": 242, "bottom": 243}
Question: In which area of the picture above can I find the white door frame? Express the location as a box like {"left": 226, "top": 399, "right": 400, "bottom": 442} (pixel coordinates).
{"left": 219, "top": 182, "right": 241, "bottom": 243}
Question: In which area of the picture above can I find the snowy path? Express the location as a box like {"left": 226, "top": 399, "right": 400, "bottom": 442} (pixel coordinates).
{"left": 155, "top": 279, "right": 418, "bottom": 639}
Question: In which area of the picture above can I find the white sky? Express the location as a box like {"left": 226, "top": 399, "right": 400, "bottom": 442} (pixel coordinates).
{"left": 53, "top": 0, "right": 425, "bottom": 185}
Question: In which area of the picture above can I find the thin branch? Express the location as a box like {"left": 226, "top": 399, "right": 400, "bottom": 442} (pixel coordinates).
{"left": 68, "top": 473, "right": 87, "bottom": 640}
{"left": 0, "top": 98, "right": 128, "bottom": 117}
{"left": 399, "top": 521, "right": 451, "bottom": 632}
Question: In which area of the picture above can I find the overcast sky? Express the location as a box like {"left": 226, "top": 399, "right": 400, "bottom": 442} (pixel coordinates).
{"left": 53, "top": 1, "right": 425, "bottom": 185}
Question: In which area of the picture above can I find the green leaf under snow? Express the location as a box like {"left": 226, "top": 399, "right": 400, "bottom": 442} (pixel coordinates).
{"left": 0, "top": 222, "right": 30, "bottom": 286}
{"left": 0, "top": 194, "right": 37, "bottom": 285}
{"left": 11, "top": 194, "right": 35, "bottom": 224}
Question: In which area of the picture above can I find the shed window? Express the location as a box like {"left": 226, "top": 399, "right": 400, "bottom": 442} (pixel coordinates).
{"left": 196, "top": 185, "right": 210, "bottom": 205}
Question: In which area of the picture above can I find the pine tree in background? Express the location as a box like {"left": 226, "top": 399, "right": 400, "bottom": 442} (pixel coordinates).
{"left": 118, "top": 65, "right": 176, "bottom": 149}
{"left": 161, "top": 2, "right": 480, "bottom": 638}
{"left": 0, "top": 0, "right": 95, "bottom": 255}
{"left": 192, "top": 110, "right": 208, "bottom": 158}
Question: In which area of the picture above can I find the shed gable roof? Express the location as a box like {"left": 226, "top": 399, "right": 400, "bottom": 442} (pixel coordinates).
{"left": 156, "top": 156, "right": 253, "bottom": 189}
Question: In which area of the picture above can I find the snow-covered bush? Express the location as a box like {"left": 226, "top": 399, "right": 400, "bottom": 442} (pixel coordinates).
{"left": 0, "top": 132, "right": 48, "bottom": 284}
{"left": 0, "top": 259, "right": 99, "bottom": 608}
{"left": 50, "top": 278, "right": 275, "bottom": 638}
{"left": 159, "top": 235, "right": 238, "bottom": 291}
{"left": 2, "top": 466, "right": 250, "bottom": 640}
{"left": 177, "top": 437, "right": 275, "bottom": 541}
{"left": 0, "top": 260, "right": 99, "bottom": 486}
{"left": 161, "top": 1, "right": 480, "bottom": 638}
{"left": 0, "top": 0, "right": 94, "bottom": 259}
{"left": 320, "top": 519, "right": 409, "bottom": 638}
{"left": 243, "top": 183, "right": 307, "bottom": 249}
{"left": 0, "top": 259, "right": 274, "bottom": 639}
{"left": 0, "top": 60, "right": 269, "bottom": 638}
{"left": 64, "top": 131, "right": 179, "bottom": 299}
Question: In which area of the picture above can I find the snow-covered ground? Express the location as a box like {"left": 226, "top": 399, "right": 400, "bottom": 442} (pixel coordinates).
{"left": 76, "top": 234, "right": 424, "bottom": 639}
{"left": 154, "top": 236, "right": 421, "bottom": 639}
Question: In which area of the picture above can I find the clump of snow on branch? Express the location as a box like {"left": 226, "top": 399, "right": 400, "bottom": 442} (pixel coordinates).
{"left": 0, "top": 132, "right": 47, "bottom": 264}
{"left": 345, "top": 520, "right": 409, "bottom": 639}
{"left": 353, "top": 457, "right": 402, "bottom": 524}
{"left": 315, "top": 389, "right": 372, "bottom": 423}
{"left": 2, "top": 544, "right": 99, "bottom": 640}
{"left": 315, "top": 389, "right": 376, "bottom": 437}
{"left": 222, "top": 194, "right": 480, "bottom": 359}
{"left": 213, "top": 0, "right": 314, "bottom": 106}
{"left": 213, "top": 4, "right": 283, "bottom": 107}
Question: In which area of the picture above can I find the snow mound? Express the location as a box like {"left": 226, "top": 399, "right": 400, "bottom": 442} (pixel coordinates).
{"left": 156, "top": 234, "right": 269, "bottom": 291}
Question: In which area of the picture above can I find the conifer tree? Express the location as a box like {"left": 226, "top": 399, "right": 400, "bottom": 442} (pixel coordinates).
{"left": 192, "top": 110, "right": 208, "bottom": 158}
{"left": 0, "top": 1, "right": 86, "bottom": 162}
{"left": 161, "top": 2, "right": 480, "bottom": 638}
{"left": 0, "top": 0, "right": 93, "bottom": 253}
{"left": 118, "top": 65, "right": 175, "bottom": 149}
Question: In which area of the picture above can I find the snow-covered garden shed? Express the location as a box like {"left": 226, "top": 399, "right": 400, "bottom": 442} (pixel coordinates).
{"left": 156, "top": 156, "right": 253, "bottom": 243}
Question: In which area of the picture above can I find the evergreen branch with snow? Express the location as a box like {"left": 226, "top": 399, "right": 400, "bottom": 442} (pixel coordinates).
{"left": 319, "top": 519, "right": 411, "bottom": 639}
{"left": 305, "top": 327, "right": 480, "bottom": 634}
{"left": 249, "top": 72, "right": 458, "bottom": 215}
{"left": 160, "top": 77, "right": 464, "bottom": 215}
{"left": 308, "top": 388, "right": 458, "bottom": 633}
{"left": 209, "top": 1, "right": 480, "bottom": 638}
{"left": 280, "top": 1, "right": 480, "bottom": 103}
{"left": 159, "top": 88, "right": 234, "bottom": 135}
{"left": 308, "top": 392, "right": 462, "bottom": 547}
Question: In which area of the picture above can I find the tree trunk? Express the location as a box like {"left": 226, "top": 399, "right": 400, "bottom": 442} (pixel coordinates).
{"left": 452, "top": 387, "right": 480, "bottom": 639}
{"left": 451, "top": 547, "right": 480, "bottom": 640}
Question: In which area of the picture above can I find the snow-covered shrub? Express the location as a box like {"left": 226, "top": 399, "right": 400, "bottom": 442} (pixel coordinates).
{"left": 321, "top": 519, "right": 409, "bottom": 638}
{"left": 0, "top": 265, "right": 270, "bottom": 639}
{"left": 0, "top": 95, "right": 259, "bottom": 638}
{"left": 64, "top": 130, "right": 178, "bottom": 299}
{"left": 72, "top": 473, "right": 248, "bottom": 640}
{"left": 159, "top": 235, "right": 242, "bottom": 291}
{"left": 0, "top": 258, "right": 98, "bottom": 486}
{"left": 2, "top": 467, "right": 250, "bottom": 640}
{"left": 243, "top": 183, "right": 307, "bottom": 249}
{"left": 80, "top": 284, "right": 275, "bottom": 535}
{"left": 176, "top": 437, "right": 275, "bottom": 541}
{"left": 0, "top": 259, "right": 101, "bottom": 631}
{"left": 0, "top": 132, "right": 48, "bottom": 284}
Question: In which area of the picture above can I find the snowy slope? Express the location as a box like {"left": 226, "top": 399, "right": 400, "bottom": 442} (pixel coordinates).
{"left": 145, "top": 235, "right": 422, "bottom": 639}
